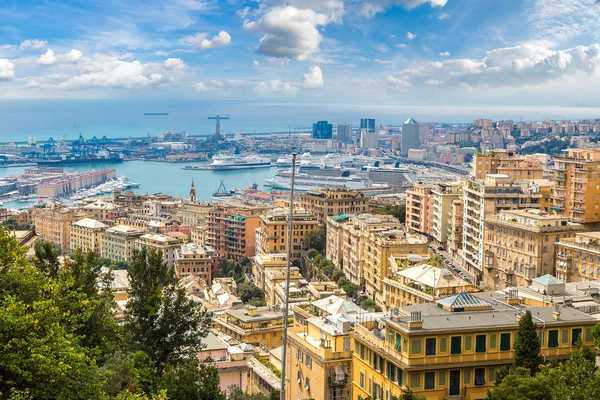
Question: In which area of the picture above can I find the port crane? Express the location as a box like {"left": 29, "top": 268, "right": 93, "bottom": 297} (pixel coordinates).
{"left": 208, "top": 114, "right": 230, "bottom": 141}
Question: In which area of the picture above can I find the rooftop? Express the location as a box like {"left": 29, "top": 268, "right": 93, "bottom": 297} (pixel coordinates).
{"left": 73, "top": 218, "right": 107, "bottom": 229}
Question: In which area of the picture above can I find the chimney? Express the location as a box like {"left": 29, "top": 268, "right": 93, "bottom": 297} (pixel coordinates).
{"left": 408, "top": 311, "right": 423, "bottom": 329}
{"left": 552, "top": 304, "right": 561, "bottom": 320}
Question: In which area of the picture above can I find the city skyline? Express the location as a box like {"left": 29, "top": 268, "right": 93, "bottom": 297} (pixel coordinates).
{"left": 0, "top": 0, "right": 599, "bottom": 109}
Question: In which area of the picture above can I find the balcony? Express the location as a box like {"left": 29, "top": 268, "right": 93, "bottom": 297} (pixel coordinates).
{"left": 327, "top": 372, "right": 348, "bottom": 387}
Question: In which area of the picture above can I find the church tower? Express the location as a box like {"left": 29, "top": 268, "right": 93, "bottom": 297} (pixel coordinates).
{"left": 189, "top": 178, "right": 197, "bottom": 203}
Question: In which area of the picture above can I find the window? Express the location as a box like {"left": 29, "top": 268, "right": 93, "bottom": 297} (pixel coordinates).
{"left": 305, "top": 377, "right": 310, "bottom": 391}
{"left": 410, "top": 373, "right": 420, "bottom": 389}
{"left": 439, "top": 337, "right": 447, "bottom": 353}
{"left": 296, "top": 349, "right": 303, "bottom": 362}
{"left": 562, "top": 329, "right": 569, "bottom": 344}
{"left": 474, "top": 368, "right": 486, "bottom": 386}
{"left": 424, "top": 372, "right": 435, "bottom": 390}
{"left": 394, "top": 333, "right": 401, "bottom": 351}
{"left": 387, "top": 362, "right": 396, "bottom": 381}
{"left": 450, "top": 336, "right": 462, "bottom": 354}
{"left": 305, "top": 355, "right": 312, "bottom": 369}
{"left": 490, "top": 334, "right": 497, "bottom": 349}
{"left": 438, "top": 371, "right": 446, "bottom": 387}
{"left": 475, "top": 335, "right": 487, "bottom": 352}
{"left": 360, "top": 372, "right": 365, "bottom": 388}
{"left": 411, "top": 339, "right": 422, "bottom": 355}
{"left": 465, "top": 335, "right": 472, "bottom": 351}
{"left": 397, "top": 368, "right": 404, "bottom": 386}
{"left": 463, "top": 369, "right": 471, "bottom": 384}
{"left": 500, "top": 333, "right": 511, "bottom": 351}
{"left": 425, "top": 338, "right": 436, "bottom": 356}
{"left": 572, "top": 328, "right": 582, "bottom": 345}
{"left": 548, "top": 330, "right": 559, "bottom": 348}
{"left": 344, "top": 337, "right": 351, "bottom": 351}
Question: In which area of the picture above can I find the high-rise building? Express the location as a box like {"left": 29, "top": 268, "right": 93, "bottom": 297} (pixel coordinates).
{"left": 405, "top": 183, "right": 434, "bottom": 237}
{"left": 336, "top": 123, "right": 353, "bottom": 143}
{"left": 401, "top": 117, "right": 420, "bottom": 156}
{"left": 360, "top": 118, "right": 375, "bottom": 133}
{"left": 430, "top": 182, "right": 462, "bottom": 248}
{"left": 312, "top": 121, "right": 333, "bottom": 139}
{"left": 472, "top": 150, "right": 544, "bottom": 180}
{"left": 300, "top": 188, "right": 369, "bottom": 225}
{"left": 360, "top": 129, "right": 379, "bottom": 149}
{"left": 551, "top": 148, "right": 600, "bottom": 224}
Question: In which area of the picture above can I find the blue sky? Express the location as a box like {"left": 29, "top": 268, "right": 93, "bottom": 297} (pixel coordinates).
{"left": 1, "top": 0, "right": 600, "bottom": 107}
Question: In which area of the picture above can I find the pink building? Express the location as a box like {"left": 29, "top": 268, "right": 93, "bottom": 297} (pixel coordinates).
{"left": 198, "top": 333, "right": 251, "bottom": 394}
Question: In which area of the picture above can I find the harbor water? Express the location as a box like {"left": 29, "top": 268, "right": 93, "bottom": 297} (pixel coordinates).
{"left": 0, "top": 161, "right": 278, "bottom": 208}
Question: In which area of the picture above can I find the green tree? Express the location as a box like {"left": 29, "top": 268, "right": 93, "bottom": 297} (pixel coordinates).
{"left": 237, "top": 282, "right": 266, "bottom": 306}
{"left": 125, "top": 247, "right": 209, "bottom": 372}
{"left": 374, "top": 204, "right": 406, "bottom": 223}
{"left": 158, "top": 358, "right": 226, "bottom": 400}
{"left": 216, "top": 259, "right": 246, "bottom": 283}
{"left": 513, "top": 310, "right": 543, "bottom": 375}
{"left": 33, "top": 240, "right": 61, "bottom": 280}
{"left": 306, "top": 248, "right": 319, "bottom": 260}
{"left": 486, "top": 367, "right": 551, "bottom": 400}
{"left": 227, "top": 387, "right": 270, "bottom": 400}
{"left": 303, "top": 228, "right": 326, "bottom": 252}
{"left": 360, "top": 299, "right": 382, "bottom": 312}
{"left": 548, "top": 347, "right": 600, "bottom": 400}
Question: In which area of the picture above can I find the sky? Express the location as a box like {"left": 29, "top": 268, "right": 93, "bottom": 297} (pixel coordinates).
{"left": 1, "top": 0, "right": 600, "bottom": 118}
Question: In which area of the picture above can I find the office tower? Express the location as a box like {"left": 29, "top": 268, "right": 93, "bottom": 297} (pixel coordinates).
{"left": 401, "top": 117, "right": 420, "bottom": 156}
{"left": 360, "top": 118, "right": 375, "bottom": 133}
{"left": 336, "top": 123, "right": 353, "bottom": 143}
{"left": 312, "top": 120, "right": 333, "bottom": 139}
{"left": 360, "top": 129, "right": 380, "bottom": 149}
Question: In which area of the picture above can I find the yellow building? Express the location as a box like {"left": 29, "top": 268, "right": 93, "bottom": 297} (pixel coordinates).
{"left": 430, "top": 182, "right": 462, "bottom": 248}
{"left": 252, "top": 253, "right": 288, "bottom": 292}
{"left": 472, "top": 150, "right": 543, "bottom": 180}
{"left": 482, "top": 209, "right": 583, "bottom": 289}
{"left": 326, "top": 214, "right": 354, "bottom": 269}
{"left": 32, "top": 204, "right": 90, "bottom": 251}
{"left": 351, "top": 292, "right": 597, "bottom": 400}
{"left": 555, "top": 231, "right": 600, "bottom": 282}
{"left": 551, "top": 148, "right": 600, "bottom": 224}
{"left": 286, "top": 314, "right": 355, "bottom": 400}
{"left": 134, "top": 233, "right": 184, "bottom": 268}
{"left": 292, "top": 295, "right": 365, "bottom": 327}
{"left": 100, "top": 225, "right": 145, "bottom": 263}
{"left": 264, "top": 265, "right": 306, "bottom": 306}
{"left": 447, "top": 199, "right": 463, "bottom": 263}
{"left": 299, "top": 189, "right": 369, "bottom": 226}
{"left": 212, "top": 305, "right": 285, "bottom": 349}
{"left": 255, "top": 207, "right": 319, "bottom": 262}
{"left": 383, "top": 263, "right": 474, "bottom": 308}
{"left": 79, "top": 200, "right": 127, "bottom": 222}
{"left": 69, "top": 218, "right": 107, "bottom": 253}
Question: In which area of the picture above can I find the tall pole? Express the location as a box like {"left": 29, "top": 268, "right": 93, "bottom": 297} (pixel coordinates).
{"left": 280, "top": 153, "right": 297, "bottom": 400}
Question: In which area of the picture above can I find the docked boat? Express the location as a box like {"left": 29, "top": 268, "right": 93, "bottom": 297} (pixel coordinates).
{"left": 210, "top": 154, "right": 271, "bottom": 170}
{"left": 265, "top": 172, "right": 389, "bottom": 192}
{"left": 213, "top": 180, "right": 234, "bottom": 197}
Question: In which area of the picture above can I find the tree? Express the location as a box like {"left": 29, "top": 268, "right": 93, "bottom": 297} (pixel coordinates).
{"left": 216, "top": 259, "right": 246, "bottom": 283}
{"left": 486, "top": 367, "right": 551, "bottom": 400}
{"left": 33, "top": 240, "right": 61, "bottom": 280}
{"left": 227, "top": 387, "right": 270, "bottom": 400}
{"left": 158, "top": 358, "right": 226, "bottom": 400}
{"left": 237, "top": 282, "right": 266, "bottom": 306}
{"left": 306, "top": 248, "right": 319, "bottom": 260}
{"left": 548, "top": 347, "right": 600, "bottom": 400}
{"left": 303, "top": 228, "right": 326, "bottom": 252}
{"left": 513, "top": 310, "right": 543, "bottom": 375}
{"left": 125, "top": 247, "right": 209, "bottom": 371}
{"left": 360, "top": 299, "right": 382, "bottom": 312}
{"left": 374, "top": 204, "right": 406, "bottom": 223}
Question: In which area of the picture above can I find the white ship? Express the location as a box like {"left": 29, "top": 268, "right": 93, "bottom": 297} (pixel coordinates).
{"left": 210, "top": 154, "right": 271, "bottom": 170}
{"left": 265, "top": 172, "right": 389, "bottom": 192}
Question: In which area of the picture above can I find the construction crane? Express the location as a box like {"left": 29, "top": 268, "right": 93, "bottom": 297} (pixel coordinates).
{"left": 208, "top": 114, "right": 230, "bottom": 141}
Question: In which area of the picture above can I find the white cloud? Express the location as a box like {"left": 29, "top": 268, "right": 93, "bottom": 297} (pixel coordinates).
{"left": 243, "top": 6, "right": 329, "bottom": 61}
{"left": 302, "top": 65, "right": 324, "bottom": 88}
{"left": 19, "top": 39, "right": 48, "bottom": 50}
{"left": 253, "top": 80, "right": 298, "bottom": 97}
{"left": 395, "top": 43, "right": 407, "bottom": 48}
{"left": 376, "top": 43, "right": 389, "bottom": 53}
{"left": 356, "top": 0, "right": 447, "bottom": 18}
{"left": 0, "top": 59, "right": 15, "bottom": 81}
{"left": 179, "top": 31, "right": 232, "bottom": 50}
{"left": 58, "top": 60, "right": 169, "bottom": 89}
{"left": 407, "top": 32, "right": 417, "bottom": 40}
{"left": 193, "top": 82, "right": 209, "bottom": 92}
{"left": 385, "top": 43, "right": 600, "bottom": 89}
{"left": 163, "top": 58, "right": 185, "bottom": 70}
{"left": 253, "top": 60, "right": 260, "bottom": 66}
{"left": 528, "top": 0, "right": 600, "bottom": 45}
{"left": 38, "top": 49, "right": 82, "bottom": 65}
{"left": 437, "top": 12, "right": 450, "bottom": 20}
{"left": 439, "top": 51, "right": 451, "bottom": 56}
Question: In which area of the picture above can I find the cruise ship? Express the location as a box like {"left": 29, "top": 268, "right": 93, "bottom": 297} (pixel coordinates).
{"left": 265, "top": 170, "right": 389, "bottom": 192}
{"left": 210, "top": 154, "right": 272, "bottom": 170}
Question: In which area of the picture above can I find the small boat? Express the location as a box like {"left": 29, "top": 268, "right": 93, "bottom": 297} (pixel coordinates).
{"left": 213, "top": 180, "right": 234, "bottom": 197}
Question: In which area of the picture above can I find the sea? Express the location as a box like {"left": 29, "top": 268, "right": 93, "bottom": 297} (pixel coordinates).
{"left": 0, "top": 161, "right": 278, "bottom": 209}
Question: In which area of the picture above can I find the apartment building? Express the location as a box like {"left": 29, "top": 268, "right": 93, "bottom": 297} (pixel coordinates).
{"left": 472, "top": 150, "right": 544, "bottom": 180}
{"left": 69, "top": 218, "right": 107, "bottom": 253}
{"left": 252, "top": 253, "right": 288, "bottom": 293}
{"left": 174, "top": 242, "right": 217, "bottom": 282}
{"left": 446, "top": 199, "right": 463, "bottom": 263}
{"left": 482, "top": 209, "right": 582, "bottom": 289}
{"left": 134, "top": 233, "right": 184, "bottom": 268}
{"left": 212, "top": 305, "right": 285, "bottom": 349}
{"left": 430, "top": 182, "right": 462, "bottom": 248}
{"left": 339, "top": 214, "right": 403, "bottom": 288}
{"left": 80, "top": 200, "right": 127, "bottom": 221}
{"left": 555, "top": 231, "right": 600, "bottom": 282}
{"left": 405, "top": 184, "right": 434, "bottom": 236}
{"left": 205, "top": 203, "right": 269, "bottom": 261}
{"left": 326, "top": 214, "right": 354, "bottom": 269}
{"left": 462, "top": 175, "right": 552, "bottom": 277}
{"left": 32, "top": 204, "right": 90, "bottom": 251}
{"left": 299, "top": 189, "right": 369, "bottom": 225}
{"left": 264, "top": 266, "right": 307, "bottom": 306}
{"left": 255, "top": 207, "right": 319, "bottom": 262}
{"left": 286, "top": 314, "right": 355, "bottom": 400}
{"left": 551, "top": 148, "right": 600, "bottom": 224}
{"left": 351, "top": 292, "right": 597, "bottom": 400}
{"left": 382, "top": 263, "right": 474, "bottom": 308}
{"left": 101, "top": 225, "right": 145, "bottom": 263}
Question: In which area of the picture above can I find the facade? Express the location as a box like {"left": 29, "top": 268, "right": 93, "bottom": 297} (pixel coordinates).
{"left": 313, "top": 121, "right": 334, "bottom": 139}
{"left": 337, "top": 123, "right": 353, "bottom": 143}
{"left": 100, "top": 225, "right": 145, "bottom": 263}
{"left": 472, "top": 150, "right": 544, "bottom": 180}
{"left": 263, "top": 265, "right": 306, "bottom": 306}
{"left": 551, "top": 148, "right": 600, "bottom": 224}
{"left": 255, "top": 207, "right": 319, "bottom": 262}
{"left": 351, "top": 292, "right": 597, "bottom": 400}
{"left": 446, "top": 199, "right": 464, "bottom": 262}
{"left": 360, "top": 130, "right": 380, "bottom": 149}
{"left": 174, "top": 242, "right": 217, "bottom": 282}
{"left": 212, "top": 305, "right": 285, "bottom": 349}
{"left": 80, "top": 201, "right": 127, "bottom": 221}
{"left": 252, "top": 253, "right": 288, "bottom": 293}
{"left": 360, "top": 118, "right": 375, "bottom": 133}
{"left": 462, "top": 175, "right": 552, "bottom": 277}
{"left": 300, "top": 189, "right": 369, "bottom": 226}
{"left": 405, "top": 183, "right": 434, "bottom": 237}
{"left": 205, "top": 203, "right": 268, "bottom": 261}
{"left": 69, "top": 218, "right": 107, "bottom": 253}
{"left": 482, "top": 209, "right": 582, "bottom": 289}
{"left": 326, "top": 214, "right": 353, "bottom": 269}
{"left": 430, "top": 182, "right": 462, "bottom": 248}
{"left": 401, "top": 117, "right": 420, "bottom": 156}
{"left": 555, "top": 231, "right": 600, "bottom": 282}
{"left": 134, "top": 233, "right": 184, "bottom": 268}
{"left": 32, "top": 204, "right": 89, "bottom": 251}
